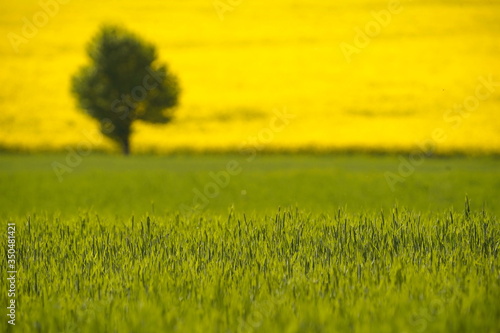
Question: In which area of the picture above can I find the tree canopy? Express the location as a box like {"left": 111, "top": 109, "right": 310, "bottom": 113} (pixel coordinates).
{"left": 71, "top": 25, "right": 180, "bottom": 154}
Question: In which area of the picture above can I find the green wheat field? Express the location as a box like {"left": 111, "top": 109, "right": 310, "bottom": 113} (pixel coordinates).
{"left": 1, "top": 154, "right": 499, "bottom": 332}
{"left": 2, "top": 0, "right": 500, "bottom": 331}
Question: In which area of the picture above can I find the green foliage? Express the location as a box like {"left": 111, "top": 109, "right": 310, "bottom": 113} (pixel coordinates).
{"left": 71, "top": 25, "right": 180, "bottom": 154}
{"left": 1, "top": 154, "right": 499, "bottom": 332}
{"left": 1, "top": 154, "right": 499, "bottom": 218}
{"left": 1, "top": 207, "right": 499, "bottom": 332}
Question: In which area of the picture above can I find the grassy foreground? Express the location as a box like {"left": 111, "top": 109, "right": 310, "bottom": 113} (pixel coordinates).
{"left": 1, "top": 206, "right": 499, "bottom": 332}
{"left": 1, "top": 154, "right": 499, "bottom": 332}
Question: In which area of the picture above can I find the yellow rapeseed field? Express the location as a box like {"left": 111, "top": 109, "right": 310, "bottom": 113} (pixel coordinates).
{"left": 1, "top": 0, "right": 499, "bottom": 153}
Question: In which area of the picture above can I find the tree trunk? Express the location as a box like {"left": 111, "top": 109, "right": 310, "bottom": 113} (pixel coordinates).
{"left": 122, "top": 137, "right": 130, "bottom": 155}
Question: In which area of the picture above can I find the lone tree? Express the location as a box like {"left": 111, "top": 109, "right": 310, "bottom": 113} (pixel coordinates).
{"left": 71, "top": 25, "right": 180, "bottom": 155}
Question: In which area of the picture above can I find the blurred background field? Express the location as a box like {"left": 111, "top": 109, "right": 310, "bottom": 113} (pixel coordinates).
{"left": 1, "top": 0, "right": 499, "bottom": 154}
{"left": 1, "top": 154, "right": 499, "bottom": 218}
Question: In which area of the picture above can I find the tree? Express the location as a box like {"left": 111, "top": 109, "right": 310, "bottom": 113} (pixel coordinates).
{"left": 71, "top": 25, "right": 180, "bottom": 155}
